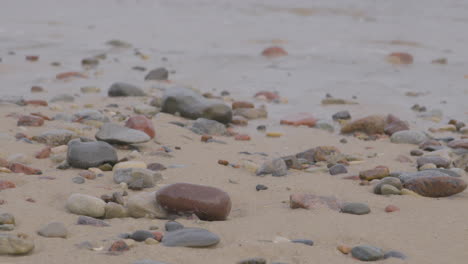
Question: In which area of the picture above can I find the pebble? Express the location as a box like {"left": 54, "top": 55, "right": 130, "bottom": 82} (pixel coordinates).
{"left": 108, "top": 82, "right": 146, "bottom": 97}
{"left": 165, "top": 221, "right": 184, "bottom": 232}
{"left": 134, "top": 104, "right": 160, "bottom": 116}
{"left": 37, "top": 222, "right": 68, "bottom": 238}
{"left": 77, "top": 215, "right": 110, "bottom": 227}
{"left": 125, "top": 115, "right": 156, "bottom": 138}
{"left": 127, "top": 191, "right": 168, "bottom": 219}
{"left": 374, "top": 177, "right": 402, "bottom": 194}
{"left": 359, "top": 167, "right": 390, "bottom": 180}
{"left": 256, "top": 158, "right": 288, "bottom": 177}
{"left": 17, "top": 115, "right": 44, "bottom": 127}
{"left": 341, "top": 203, "right": 371, "bottom": 215}
{"left": 232, "top": 101, "right": 254, "bottom": 109}
{"left": 280, "top": 113, "right": 317, "bottom": 127}
{"left": 145, "top": 238, "right": 159, "bottom": 245}
{"left": 162, "top": 228, "right": 220, "bottom": 247}
{"left": 9, "top": 163, "right": 42, "bottom": 175}
{"left": 73, "top": 109, "right": 109, "bottom": 122}
{"left": 380, "top": 184, "right": 401, "bottom": 195}
{"left": 290, "top": 193, "right": 341, "bottom": 211}
{"left": 113, "top": 168, "right": 162, "bottom": 190}
{"left": 291, "top": 239, "right": 313, "bottom": 246}
{"left": 351, "top": 245, "right": 384, "bottom": 261}
{"left": 256, "top": 184, "right": 268, "bottom": 191}
{"left": 131, "top": 230, "right": 155, "bottom": 242}
{"left": 0, "top": 234, "right": 35, "bottom": 255}
{"left": 384, "top": 114, "right": 409, "bottom": 135}
{"left": 390, "top": 130, "right": 427, "bottom": 145}
{"left": 385, "top": 205, "right": 400, "bottom": 213}
{"left": 33, "top": 129, "right": 77, "bottom": 146}
{"left": 329, "top": 164, "right": 347, "bottom": 175}
{"left": 337, "top": 245, "right": 352, "bottom": 254}
{"left": 113, "top": 161, "right": 147, "bottom": 170}
{"left": 190, "top": 118, "right": 227, "bottom": 135}
{"left": 410, "top": 149, "right": 424, "bottom": 156}
{"left": 384, "top": 250, "right": 407, "bottom": 260}
{"left": 238, "top": 258, "right": 267, "bottom": 264}
{"left": 147, "top": 163, "right": 167, "bottom": 171}
{"left": 104, "top": 202, "right": 128, "bottom": 219}
{"left": 72, "top": 177, "right": 85, "bottom": 184}
{"left": 261, "top": 46, "right": 287, "bottom": 58}
{"left": 0, "top": 213, "right": 15, "bottom": 225}
{"left": 332, "top": 111, "right": 351, "bottom": 120}
{"left": 108, "top": 240, "right": 129, "bottom": 252}
{"left": 67, "top": 140, "right": 118, "bottom": 169}
{"left": 340, "top": 115, "right": 385, "bottom": 134}
{"left": 156, "top": 183, "right": 231, "bottom": 221}
{"left": 66, "top": 193, "right": 106, "bottom": 218}
{"left": 96, "top": 123, "right": 151, "bottom": 144}
{"left": 80, "top": 86, "right": 101, "bottom": 94}
{"left": 0, "top": 224, "right": 14, "bottom": 231}
{"left": 50, "top": 94, "right": 75, "bottom": 103}
{"left": 233, "top": 107, "right": 268, "bottom": 120}
{"left": 387, "top": 52, "right": 413, "bottom": 64}
{"left": 417, "top": 155, "right": 450, "bottom": 168}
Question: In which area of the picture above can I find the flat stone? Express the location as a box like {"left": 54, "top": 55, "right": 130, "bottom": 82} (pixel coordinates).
{"left": 131, "top": 230, "right": 155, "bottom": 242}
{"left": 66, "top": 193, "right": 106, "bottom": 217}
{"left": 341, "top": 203, "right": 370, "bottom": 215}
{"left": 390, "top": 130, "right": 426, "bottom": 145}
{"left": 108, "top": 82, "right": 146, "bottom": 97}
{"left": 156, "top": 183, "right": 231, "bottom": 221}
{"left": 190, "top": 118, "right": 227, "bottom": 135}
{"left": 113, "top": 161, "right": 147, "bottom": 170}
{"left": 340, "top": 115, "right": 386, "bottom": 134}
{"left": 67, "top": 140, "right": 118, "bottom": 169}
{"left": 280, "top": 113, "right": 317, "bottom": 127}
{"left": 73, "top": 109, "right": 110, "bottom": 122}
{"left": 37, "top": 222, "right": 68, "bottom": 238}
{"left": 96, "top": 123, "right": 150, "bottom": 144}
{"left": 256, "top": 158, "right": 287, "bottom": 177}
{"left": 351, "top": 245, "right": 384, "bottom": 261}
{"left": 162, "top": 228, "right": 220, "bottom": 247}
{"left": 0, "top": 234, "right": 34, "bottom": 255}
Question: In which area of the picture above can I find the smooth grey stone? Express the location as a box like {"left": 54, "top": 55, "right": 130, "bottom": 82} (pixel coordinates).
{"left": 380, "top": 184, "right": 401, "bottom": 195}
{"left": 162, "top": 87, "right": 232, "bottom": 124}
{"left": 332, "top": 110, "right": 351, "bottom": 120}
{"left": 162, "top": 228, "right": 220, "bottom": 247}
{"left": 351, "top": 245, "right": 384, "bottom": 261}
{"left": 399, "top": 170, "right": 458, "bottom": 184}
{"left": 291, "top": 239, "right": 313, "bottom": 246}
{"left": 77, "top": 215, "right": 109, "bottom": 227}
{"left": 165, "top": 221, "right": 184, "bottom": 232}
{"left": 341, "top": 203, "right": 370, "bottom": 215}
{"left": 108, "top": 82, "right": 146, "bottom": 97}
{"left": 96, "top": 123, "right": 150, "bottom": 144}
{"left": 72, "top": 177, "right": 85, "bottom": 184}
{"left": 67, "top": 140, "right": 118, "bottom": 169}
{"left": 131, "top": 230, "right": 154, "bottom": 242}
{"left": 384, "top": 250, "right": 407, "bottom": 260}
{"left": 190, "top": 118, "right": 227, "bottom": 135}
{"left": 145, "top": 67, "right": 169, "bottom": 81}
{"left": 390, "top": 130, "right": 426, "bottom": 145}
{"left": 329, "top": 164, "right": 347, "bottom": 175}
{"left": 256, "top": 158, "right": 287, "bottom": 177}
{"left": 37, "top": 222, "right": 68, "bottom": 238}
{"left": 374, "top": 177, "right": 402, "bottom": 194}
{"left": 73, "top": 109, "right": 109, "bottom": 122}
{"left": 417, "top": 155, "right": 451, "bottom": 168}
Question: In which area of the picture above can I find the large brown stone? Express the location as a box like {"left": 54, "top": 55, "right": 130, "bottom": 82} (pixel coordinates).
{"left": 290, "top": 193, "right": 341, "bottom": 211}
{"left": 403, "top": 176, "right": 467, "bottom": 197}
{"left": 359, "top": 166, "right": 390, "bottom": 181}
{"left": 340, "top": 115, "right": 386, "bottom": 135}
{"left": 155, "top": 183, "right": 231, "bottom": 221}
{"left": 125, "top": 115, "right": 155, "bottom": 139}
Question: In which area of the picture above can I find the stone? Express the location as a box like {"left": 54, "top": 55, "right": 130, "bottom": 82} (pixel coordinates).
{"left": 131, "top": 230, "right": 155, "bottom": 242}
{"left": 56, "top": 72, "right": 87, "bottom": 80}
{"left": 398, "top": 170, "right": 458, "bottom": 183}
{"left": 165, "top": 221, "right": 184, "bottom": 232}
{"left": 113, "top": 168, "right": 162, "bottom": 190}
{"left": 453, "top": 154, "right": 468, "bottom": 171}
{"left": 127, "top": 191, "right": 168, "bottom": 219}
{"left": 235, "top": 134, "right": 251, "bottom": 141}
{"left": 73, "top": 109, "right": 110, "bottom": 122}
{"left": 0, "top": 181, "right": 16, "bottom": 191}
{"left": 0, "top": 213, "right": 15, "bottom": 225}
{"left": 50, "top": 94, "right": 75, "bottom": 103}
{"left": 31, "top": 86, "right": 44, "bottom": 93}
{"left": 35, "top": 147, "right": 51, "bottom": 159}
{"left": 380, "top": 184, "right": 401, "bottom": 195}
{"left": 25, "top": 100, "right": 48, "bottom": 106}
{"left": 145, "top": 68, "right": 169, "bottom": 81}
{"left": 332, "top": 111, "right": 351, "bottom": 120}
{"left": 0, "top": 234, "right": 34, "bottom": 255}
{"left": 232, "top": 115, "right": 248, "bottom": 126}
{"left": 232, "top": 101, "right": 254, "bottom": 109}
{"left": 341, "top": 203, "right": 370, "bottom": 215}
{"left": 125, "top": 115, "right": 155, "bottom": 138}
{"left": 291, "top": 239, "right": 314, "bottom": 246}
{"left": 384, "top": 251, "right": 407, "bottom": 260}
{"left": 96, "top": 123, "right": 150, "bottom": 144}
{"left": 256, "top": 158, "right": 287, "bottom": 177}
{"left": 104, "top": 202, "right": 127, "bottom": 219}
{"left": 113, "top": 161, "right": 147, "bottom": 170}
{"left": 134, "top": 105, "right": 160, "bottom": 116}
{"left": 133, "top": 260, "right": 169, "bottom": 264}
{"left": 67, "top": 140, "right": 118, "bottom": 169}
{"left": 37, "top": 222, "right": 67, "bottom": 238}
{"left": 17, "top": 115, "right": 44, "bottom": 127}
{"left": 385, "top": 205, "right": 400, "bottom": 213}
{"left": 315, "top": 120, "right": 335, "bottom": 132}
{"left": 280, "top": 113, "right": 317, "bottom": 127}
{"left": 156, "top": 183, "right": 231, "bottom": 221}
{"left": 351, "top": 245, "right": 384, "bottom": 261}
{"left": 108, "top": 82, "right": 146, "bottom": 97}
{"left": 290, "top": 194, "right": 341, "bottom": 211}
{"left": 374, "top": 177, "right": 402, "bottom": 194}
{"left": 66, "top": 193, "right": 106, "bottom": 217}
{"left": 340, "top": 115, "right": 386, "bottom": 134}
{"left": 410, "top": 149, "right": 424, "bottom": 156}
{"left": 390, "top": 130, "right": 426, "bottom": 145}
{"left": 337, "top": 245, "right": 352, "bottom": 254}
{"left": 108, "top": 240, "right": 129, "bottom": 252}
{"left": 238, "top": 258, "right": 267, "bottom": 264}
{"left": 281, "top": 156, "right": 302, "bottom": 170}
{"left": 162, "top": 228, "right": 220, "bottom": 247}
{"left": 448, "top": 139, "right": 468, "bottom": 149}
{"left": 147, "top": 163, "right": 166, "bottom": 171}
{"left": 77, "top": 216, "right": 110, "bottom": 227}
{"left": 261, "top": 46, "right": 287, "bottom": 58}
{"left": 190, "top": 118, "right": 227, "bottom": 135}
{"left": 34, "top": 129, "right": 77, "bottom": 146}
{"left": 329, "top": 164, "right": 347, "bottom": 175}
{"left": 80, "top": 86, "right": 101, "bottom": 94}
{"left": 145, "top": 238, "right": 159, "bottom": 245}
{"left": 403, "top": 176, "right": 467, "bottom": 197}
{"left": 384, "top": 114, "right": 409, "bottom": 135}
{"left": 72, "top": 177, "right": 85, "bottom": 184}
{"left": 162, "top": 87, "right": 232, "bottom": 124}
{"left": 9, "top": 163, "right": 41, "bottom": 175}
{"left": 233, "top": 107, "right": 267, "bottom": 120}
{"left": 359, "top": 167, "right": 390, "bottom": 181}
{"left": 387, "top": 52, "right": 413, "bottom": 64}
{"left": 0, "top": 225, "right": 14, "bottom": 231}
{"left": 419, "top": 163, "right": 437, "bottom": 170}
{"left": 417, "top": 156, "right": 450, "bottom": 168}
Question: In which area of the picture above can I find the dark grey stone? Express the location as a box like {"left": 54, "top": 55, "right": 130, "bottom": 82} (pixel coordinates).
{"left": 165, "top": 221, "right": 184, "bottom": 232}
{"left": 108, "top": 82, "right": 146, "bottom": 97}
{"left": 351, "top": 245, "right": 384, "bottom": 261}
{"left": 162, "top": 228, "right": 220, "bottom": 247}
{"left": 130, "top": 230, "right": 155, "bottom": 242}
{"left": 67, "top": 140, "right": 118, "bottom": 169}
{"left": 341, "top": 203, "right": 370, "bottom": 215}
{"left": 329, "top": 164, "right": 347, "bottom": 175}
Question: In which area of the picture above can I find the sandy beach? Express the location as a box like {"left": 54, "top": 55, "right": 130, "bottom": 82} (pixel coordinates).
{"left": 1, "top": 0, "right": 468, "bottom": 264}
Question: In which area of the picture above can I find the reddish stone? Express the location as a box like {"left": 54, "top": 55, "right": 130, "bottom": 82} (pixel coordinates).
{"left": 359, "top": 166, "right": 390, "bottom": 180}
{"left": 151, "top": 232, "right": 163, "bottom": 242}
{"left": 31, "top": 86, "right": 44, "bottom": 93}
{"left": 254, "top": 91, "right": 279, "bottom": 101}
{"left": 231, "top": 116, "right": 248, "bottom": 126}
{"left": 385, "top": 205, "right": 400, "bottom": 213}
{"left": 25, "top": 100, "right": 48, "bottom": 107}
{"left": 280, "top": 113, "right": 317, "bottom": 127}
{"left": 0, "top": 180, "right": 16, "bottom": 191}
{"left": 156, "top": 183, "right": 232, "bottom": 221}
{"left": 448, "top": 139, "right": 468, "bottom": 149}
{"left": 108, "top": 240, "right": 129, "bottom": 252}
{"left": 218, "top": 160, "right": 229, "bottom": 166}
{"left": 387, "top": 52, "right": 414, "bottom": 65}
{"left": 26, "top": 55, "right": 39, "bottom": 61}
{"left": 289, "top": 193, "right": 341, "bottom": 211}
{"left": 232, "top": 101, "right": 254, "bottom": 109}
{"left": 9, "top": 163, "right": 42, "bottom": 175}
{"left": 56, "top": 72, "right": 87, "bottom": 80}
{"left": 17, "top": 115, "right": 44, "bottom": 127}
{"left": 201, "top": 135, "right": 213, "bottom": 142}
{"left": 125, "top": 115, "right": 155, "bottom": 138}
{"left": 35, "top": 147, "right": 51, "bottom": 159}
{"left": 31, "top": 112, "right": 52, "bottom": 121}
{"left": 384, "top": 114, "right": 409, "bottom": 135}
{"left": 403, "top": 176, "right": 467, "bottom": 197}
{"left": 235, "top": 134, "right": 251, "bottom": 141}
{"left": 79, "top": 171, "right": 96, "bottom": 180}
{"left": 261, "top": 46, "right": 288, "bottom": 58}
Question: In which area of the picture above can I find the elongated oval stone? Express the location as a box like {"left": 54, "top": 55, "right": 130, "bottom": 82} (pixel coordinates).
{"left": 403, "top": 176, "right": 467, "bottom": 197}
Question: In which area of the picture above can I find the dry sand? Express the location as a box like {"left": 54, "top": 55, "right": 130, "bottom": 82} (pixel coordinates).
{"left": 1, "top": 0, "right": 468, "bottom": 264}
